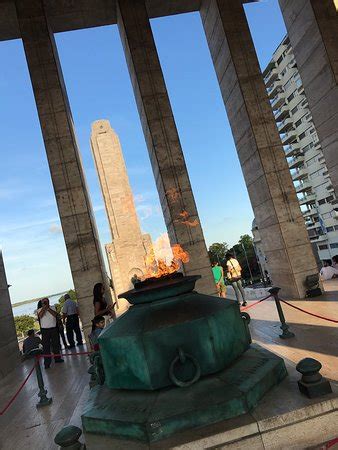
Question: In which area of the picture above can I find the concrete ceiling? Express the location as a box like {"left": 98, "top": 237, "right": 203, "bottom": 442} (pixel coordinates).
{"left": 0, "top": 0, "right": 258, "bottom": 41}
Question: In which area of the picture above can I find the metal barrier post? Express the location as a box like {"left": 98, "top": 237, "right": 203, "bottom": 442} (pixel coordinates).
{"left": 28, "top": 349, "right": 53, "bottom": 407}
{"left": 268, "top": 287, "right": 295, "bottom": 339}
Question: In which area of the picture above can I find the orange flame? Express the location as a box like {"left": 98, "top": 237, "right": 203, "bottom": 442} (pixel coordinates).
{"left": 175, "top": 210, "right": 199, "bottom": 227}
{"left": 143, "top": 233, "right": 189, "bottom": 279}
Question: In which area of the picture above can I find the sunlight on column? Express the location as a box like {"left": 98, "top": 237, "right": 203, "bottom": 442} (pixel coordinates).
{"left": 334, "top": 0, "right": 338, "bottom": 12}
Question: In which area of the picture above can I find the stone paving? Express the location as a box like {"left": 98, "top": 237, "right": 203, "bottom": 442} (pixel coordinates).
{"left": 0, "top": 282, "right": 337, "bottom": 449}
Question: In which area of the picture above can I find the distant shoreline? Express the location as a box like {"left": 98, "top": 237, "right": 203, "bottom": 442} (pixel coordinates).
{"left": 11, "top": 291, "right": 68, "bottom": 308}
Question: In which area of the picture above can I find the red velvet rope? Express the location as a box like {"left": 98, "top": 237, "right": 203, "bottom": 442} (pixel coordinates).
{"left": 0, "top": 351, "right": 92, "bottom": 416}
{"left": 240, "top": 294, "right": 271, "bottom": 311}
{"left": 323, "top": 437, "right": 338, "bottom": 449}
{"left": 0, "top": 364, "right": 35, "bottom": 416}
{"left": 280, "top": 299, "right": 338, "bottom": 324}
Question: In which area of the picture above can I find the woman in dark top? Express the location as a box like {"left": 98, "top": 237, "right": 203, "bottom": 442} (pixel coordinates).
{"left": 93, "top": 283, "right": 113, "bottom": 317}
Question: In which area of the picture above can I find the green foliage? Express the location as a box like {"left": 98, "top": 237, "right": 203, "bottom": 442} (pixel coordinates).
{"left": 208, "top": 242, "right": 229, "bottom": 266}
{"left": 55, "top": 289, "right": 77, "bottom": 314}
{"left": 14, "top": 314, "right": 37, "bottom": 337}
{"left": 231, "top": 234, "right": 259, "bottom": 281}
{"left": 209, "top": 234, "right": 260, "bottom": 282}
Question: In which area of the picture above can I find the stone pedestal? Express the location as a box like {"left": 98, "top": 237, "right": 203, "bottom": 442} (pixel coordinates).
{"left": 82, "top": 345, "right": 287, "bottom": 446}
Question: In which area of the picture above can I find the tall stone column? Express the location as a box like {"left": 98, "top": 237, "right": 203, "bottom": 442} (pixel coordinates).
{"left": 279, "top": 0, "right": 338, "bottom": 198}
{"left": 0, "top": 250, "right": 20, "bottom": 379}
{"left": 200, "top": 0, "right": 318, "bottom": 298}
{"left": 15, "top": 0, "right": 113, "bottom": 330}
{"left": 117, "top": 0, "right": 216, "bottom": 295}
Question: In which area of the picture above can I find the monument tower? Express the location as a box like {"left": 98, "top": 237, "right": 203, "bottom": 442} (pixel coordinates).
{"left": 90, "top": 120, "right": 152, "bottom": 310}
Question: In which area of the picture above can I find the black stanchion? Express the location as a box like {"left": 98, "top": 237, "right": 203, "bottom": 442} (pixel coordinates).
{"left": 268, "top": 287, "right": 295, "bottom": 339}
{"left": 27, "top": 348, "right": 53, "bottom": 408}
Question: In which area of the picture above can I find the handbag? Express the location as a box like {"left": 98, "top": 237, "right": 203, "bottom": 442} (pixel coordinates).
{"left": 229, "top": 259, "right": 241, "bottom": 282}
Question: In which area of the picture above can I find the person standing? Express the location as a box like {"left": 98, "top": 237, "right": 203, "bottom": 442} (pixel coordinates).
{"left": 211, "top": 262, "right": 226, "bottom": 298}
{"left": 332, "top": 255, "right": 338, "bottom": 270}
{"left": 56, "top": 312, "right": 69, "bottom": 349}
{"left": 37, "top": 298, "right": 64, "bottom": 369}
{"left": 93, "top": 283, "right": 114, "bottom": 317}
{"left": 226, "top": 253, "right": 247, "bottom": 307}
{"left": 62, "top": 293, "right": 83, "bottom": 348}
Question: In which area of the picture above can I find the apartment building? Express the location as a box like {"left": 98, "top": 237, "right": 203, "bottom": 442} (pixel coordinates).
{"left": 260, "top": 36, "right": 338, "bottom": 263}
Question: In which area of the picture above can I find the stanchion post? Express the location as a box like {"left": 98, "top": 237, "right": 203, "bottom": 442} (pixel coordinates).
{"left": 268, "top": 287, "right": 295, "bottom": 339}
{"left": 28, "top": 349, "right": 53, "bottom": 408}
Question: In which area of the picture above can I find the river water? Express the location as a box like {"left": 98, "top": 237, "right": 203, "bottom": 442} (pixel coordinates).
{"left": 11, "top": 293, "right": 67, "bottom": 317}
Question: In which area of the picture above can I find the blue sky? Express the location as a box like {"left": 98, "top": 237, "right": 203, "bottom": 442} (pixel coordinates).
{"left": 0, "top": 0, "right": 286, "bottom": 302}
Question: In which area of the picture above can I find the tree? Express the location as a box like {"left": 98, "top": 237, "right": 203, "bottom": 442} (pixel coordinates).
{"left": 55, "top": 289, "right": 77, "bottom": 314}
{"left": 14, "top": 315, "right": 36, "bottom": 337}
{"left": 208, "top": 242, "right": 229, "bottom": 266}
{"left": 231, "top": 234, "right": 260, "bottom": 281}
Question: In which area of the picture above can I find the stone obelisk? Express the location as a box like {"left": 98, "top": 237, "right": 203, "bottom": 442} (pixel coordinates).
{"left": 90, "top": 120, "right": 152, "bottom": 311}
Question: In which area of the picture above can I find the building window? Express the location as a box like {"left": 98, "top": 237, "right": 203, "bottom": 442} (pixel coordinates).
{"left": 322, "top": 211, "right": 333, "bottom": 219}
{"left": 318, "top": 199, "right": 326, "bottom": 205}
{"left": 318, "top": 245, "right": 328, "bottom": 250}
{"left": 330, "top": 243, "right": 338, "bottom": 249}
{"left": 277, "top": 55, "right": 283, "bottom": 65}
{"left": 302, "top": 142, "right": 314, "bottom": 153}
{"left": 326, "top": 195, "right": 334, "bottom": 203}
{"left": 295, "top": 119, "right": 302, "bottom": 127}
{"left": 326, "top": 227, "right": 334, "bottom": 232}
{"left": 291, "top": 106, "right": 298, "bottom": 115}
{"left": 287, "top": 93, "right": 295, "bottom": 102}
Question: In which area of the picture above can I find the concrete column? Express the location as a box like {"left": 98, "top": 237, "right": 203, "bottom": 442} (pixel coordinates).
{"left": 279, "top": 0, "right": 338, "bottom": 198}
{"left": 200, "top": 0, "right": 318, "bottom": 298}
{"left": 15, "top": 0, "right": 113, "bottom": 330}
{"left": 0, "top": 250, "right": 20, "bottom": 379}
{"left": 117, "top": 0, "right": 216, "bottom": 295}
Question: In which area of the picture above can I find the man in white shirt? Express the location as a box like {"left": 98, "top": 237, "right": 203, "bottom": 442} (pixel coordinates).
{"left": 37, "top": 298, "right": 64, "bottom": 369}
{"left": 62, "top": 293, "right": 83, "bottom": 348}
{"left": 320, "top": 260, "right": 338, "bottom": 281}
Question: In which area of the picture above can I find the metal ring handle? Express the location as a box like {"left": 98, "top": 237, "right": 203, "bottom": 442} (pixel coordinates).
{"left": 169, "top": 347, "right": 201, "bottom": 388}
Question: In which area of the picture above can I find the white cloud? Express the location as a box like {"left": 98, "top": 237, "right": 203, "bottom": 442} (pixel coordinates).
{"left": 93, "top": 204, "right": 105, "bottom": 212}
{"left": 49, "top": 223, "right": 62, "bottom": 234}
{"left": 0, "top": 217, "right": 59, "bottom": 234}
{"left": 136, "top": 204, "right": 153, "bottom": 220}
{"left": 133, "top": 193, "right": 144, "bottom": 204}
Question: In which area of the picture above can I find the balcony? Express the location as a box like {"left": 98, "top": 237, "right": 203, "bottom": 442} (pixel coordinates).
{"left": 275, "top": 105, "right": 289, "bottom": 122}
{"left": 302, "top": 208, "right": 318, "bottom": 218}
{"left": 295, "top": 180, "right": 312, "bottom": 193}
{"left": 281, "top": 128, "right": 297, "bottom": 144}
{"left": 288, "top": 153, "right": 304, "bottom": 169}
{"left": 278, "top": 117, "right": 293, "bottom": 133}
{"left": 267, "top": 80, "right": 282, "bottom": 98}
{"left": 264, "top": 66, "right": 278, "bottom": 87}
{"left": 271, "top": 92, "right": 285, "bottom": 110}
{"left": 292, "top": 167, "right": 307, "bottom": 181}
{"left": 298, "top": 193, "right": 316, "bottom": 205}
{"left": 284, "top": 142, "right": 300, "bottom": 157}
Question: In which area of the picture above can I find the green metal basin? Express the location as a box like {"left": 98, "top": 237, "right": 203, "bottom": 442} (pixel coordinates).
{"left": 99, "top": 275, "right": 251, "bottom": 390}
